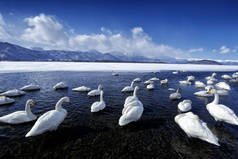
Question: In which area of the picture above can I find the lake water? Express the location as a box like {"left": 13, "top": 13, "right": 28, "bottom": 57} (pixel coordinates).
{"left": 0, "top": 71, "right": 238, "bottom": 158}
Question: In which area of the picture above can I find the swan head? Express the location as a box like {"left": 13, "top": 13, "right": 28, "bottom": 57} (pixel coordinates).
{"left": 98, "top": 84, "right": 103, "bottom": 90}
{"left": 27, "top": 99, "right": 36, "bottom": 105}
{"left": 61, "top": 96, "right": 71, "bottom": 104}
{"left": 206, "top": 87, "right": 216, "bottom": 94}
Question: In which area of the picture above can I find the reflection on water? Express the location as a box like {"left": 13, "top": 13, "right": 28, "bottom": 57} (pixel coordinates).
{"left": 0, "top": 71, "right": 237, "bottom": 158}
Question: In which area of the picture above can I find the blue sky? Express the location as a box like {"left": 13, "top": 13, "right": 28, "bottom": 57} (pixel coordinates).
{"left": 0, "top": 0, "right": 238, "bottom": 60}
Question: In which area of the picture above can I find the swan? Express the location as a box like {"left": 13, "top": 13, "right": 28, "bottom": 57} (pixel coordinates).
{"left": 207, "top": 80, "right": 214, "bottom": 85}
{"left": 194, "top": 86, "right": 213, "bottom": 97}
{"left": 0, "top": 99, "right": 37, "bottom": 124}
{"left": 230, "top": 78, "right": 238, "bottom": 83}
{"left": 232, "top": 73, "right": 238, "bottom": 78}
{"left": 147, "top": 83, "right": 155, "bottom": 90}
{"left": 221, "top": 74, "right": 231, "bottom": 80}
{"left": 0, "top": 89, "right": 25, "bottom": 97}
{"left": 119, "top": 99, "right": 144, "bottom": 126}
{"left": 124, "top": 86, "right": 139, "bottom": 106}
{"left": 205, "top": 73, "right": 217, "bottom": 81}
{"left": 20, "top": 84, "right": 40, "bottom": 91}
{"left": 133, "top": 78, "right": 141, "bottom": 82}
{"left": 25, "top": 97, "right": 70, "bottom": 137}
{"left": 91, "top": 91, "right": 106, "bottom": 112}
{"left": 206, "top": 89, "right": 238, "bottom": 125}
{"left": 215, "top": 82, "right": 230, "bottom": 90}
{"left": 168, "top": 88, "right": 175, "bottom": 91}
{"left": 88, "top": 84, "right": 103, "bottom": 96}
{"left": 179, "top": 80, "right": 191, "bottom": 85}
{"left": 112, "top": 71, "right": 119, "bottom": 76}
{"left": 195, "top": 81, "right": 206, "bottom": 88}
{"left": 169, "top": 88, "right": 182, "bottom": 100}
{"left": 144, "top": 80, "right": 153, "bottom": 85}
{"left": 53, "top": 82, "right": 68, "bottom": 90}
{"left": 175, "top": 112, "right": 219, "bottom": 146}
{"left": 150, "top": 77, "right": 159, "bottom": 81}
{"left": 187, "top": 76, "right": 195, "bottom": 82}
{"left": 178, "top": 100, "right": 192, "bottom": 112}
{"left": 72, "top": 86, "right": 91, "bottom": 92}
{"left": 172, "top": 71, "right": 179, "bottom": 74}
{"left": 121, "top": 81, "right": 134, "bottom": 92}
{"left": 160, "top": 79, "right": 168, "bottom": 85}
{"left": 0, "top": 96, "right": 15, "bottom": 105}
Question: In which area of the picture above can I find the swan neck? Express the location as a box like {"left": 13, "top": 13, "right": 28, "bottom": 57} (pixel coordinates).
{"left": 130, "top": 82, "right": 134, "bottom": 87}
{"left": 25, "top": 102, "right": 33, "bottom": 116}
{"left": 100, "top": 91, "right": 103, "bottom": 101}
{"left": 56, "top": 98, "right": 65, "bottom": 111}
{"left": 212, "top": 93, "right": 219, "bottom": 104}
{"left": 133, "top": 88, "right": 137, "bottom": 97}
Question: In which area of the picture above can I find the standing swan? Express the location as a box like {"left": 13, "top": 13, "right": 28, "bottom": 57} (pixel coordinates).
{"left": 206, "top": 89, "right": 238, "bottom": 125}
{"left": 0, "top": 99, "right": 36, "bottom": 124}
{"left": 91, "top": 91, "right": 106, "bottom": 112}
{"left": 88, "top": 84, "right": 103, "bottom": 96}
{"left": 121, "top": 81, "right": 134, "bottom": 92}
{"left": 25, "top": 97, "right": 70, "bottom": 137}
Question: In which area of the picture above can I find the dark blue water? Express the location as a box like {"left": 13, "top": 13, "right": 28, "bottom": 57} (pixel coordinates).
{"left": 0, "top": 71, "right": 238, "bottom": 158}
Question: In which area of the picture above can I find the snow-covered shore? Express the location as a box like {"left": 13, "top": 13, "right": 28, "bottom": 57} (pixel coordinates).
{"left": 0, "top": 61, "right": 238, "bottom": 73}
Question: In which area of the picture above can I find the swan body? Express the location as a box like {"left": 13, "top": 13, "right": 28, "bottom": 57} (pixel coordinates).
{"left": 21, "top": 84, "right": 40, "bottom": 91}
{"left": 160, "top": 79, "right": 168, "bottom": 85}
{"left": 72, "top": 86, "right": 91, "bottom": 92}
{"left": 168, "top": 88, "right": 175, "bottom": 91}
{"left": 187, "top": 76, "right": 195, "bottom": 82}
{"left": 178, "top": 100, "right": 192, "bottom": 112}
{"left": 169, "top": 88, "right": 181, "bottom": 100}
{"left": 221, "top": 74, "right": 231, "bottom": 80}
{"left": 150, "top": 77, "right": 159, "bottom": 81}
{"left": 91, "top": 91, "right": 106, "bottom": 112}
{"left": 53, "top": 82, "right": 68, "bottom": 90}
{"left": 144, "top": 80, "right": 153, "bottom": 85}
{"left": 119, "top": 99, "right": 144, "bottom": 126}
{"left": 124, "top": 86, "right": 139, "bottom": 107}
{"left": 232, "top": 72, "right": 238, "bottom": 78}
{"left": 0, "top": 99, "right": 36, "bottom": 124}
{"left": 147, "top": 83, "right": 155, "bottom": 90}
{"left": 133, "top": 78, "right": 141, "bottom": 82}
{"left": 88, "top": 84, "right": 103, "bottom": 96}
{"left": 207, "top": 80, "right": 214, "bottom": 85}
{"left": 0, "top": 96, "right": 15, "bottom": 105}
{"left": 121, "top": 81, "right": 134, "bottom": 92}
{"left": 195, "top": 81, "right": 206, "bottom": 88}
{"left": 206, "top": 89, "right": 238, "bottom": 125}
{"left": 194, "top": 90, "right": 212, "bottom": 97}
{"left": 172, "top": 71, "right": 179, "bottom": 74}
{"left": 215, "top": 82, "right": 230, "bottom": 90}
{"left": 0, "top": 89, "right": 25, "bottom": 97}
{"left": 25, "top": 97, "right": 70, "bottom": 137}
{"left": 175, "top": 112, "right": 219, "bottom": 146}
{"left": 112, "top": 71, "right": 119, "bottom": 76}
{"left": 179, "top": 80, "right": 191, "bottom": 85}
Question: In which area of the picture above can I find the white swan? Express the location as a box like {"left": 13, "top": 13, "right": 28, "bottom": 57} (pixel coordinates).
{"left": 232, "top": 72, "right": 238, "bottom": 78}
{"left": 221, "top": 74, "right": 231, "bottom": 80}
{"left": 207, "top": 80, "right": 214, "bottom": 85}
{"left": 195, "top": 81, "right": 206, "bottom": 88}
{"left": 205, "top": 73, "right": 217, "bottom": 81}
{"left": 133, "top": 78, "right": 141, "bottom": 82}
{"left": 0, "top": 96, "right": 15, "bottom": 105}
{"left": 194, "top": 86, "right": 213, "bottom": 97}
{"left": 175, "top": 112, "right": 219, "bottom": 146}
{"left": 187, "top": 76, "right": 195, "bottom": 82}
{"left": 121, "top": 81, "right": 134, "bottom": 92}
{"left": 124, "top": 86, "right": 139, "bottom": 107}
{"left": 147, "top": 83, "right": 155, "bottom": 90}
{"left": 169, "top": 88, "right": 182, "bottom": 100}
{"left": 53, "top": 82, "right": 68, "bottom": 90}
{"left": 160, "top": 79, "right": 168, "bottom": 85}
{"left": 88, "top": 84, "right": 103, "bottom": 96}
{"left": 0, "top": 89, "right": 25, "bottom": 97}
{"left": 91, "top": 91, "right": 106, "bottom": 112}
{"left": 150, "top": 77, "right": 159, "bottom": 81}
{"left": 215, "top": 82, "right": 231, "bottom": 90}
{"left": 178, "top": 100, "right": 192, "bottom": 112}
{"left": 72, "top": 86, "right": 91, "bottom": 92}
{"left": 168, "top": 88, "right": 175, "bottom": 91}
{"left": 206, "top": 89, "right": 238, "bottom": 125}
{"left": 25, "top": 97, "right": 70, "bottom": 137}
{"left": 144, "top": 80, "right": 153, "bottom": 85}
{"left": 172, "top": 71, "right": 179, "bottom": 74}
{"left": 119, "top": 98, "right": 144, "bottom": 126}
{"left": 0, "top": 99, "right": 36, "bottom": 124}
{"left": 179, "top": 80, "right": 191, "bottom": 85}
{"left": 112, "top": 71, "right": 119, "bottom": 76}
{"left": 21, "top": 84, "right": 40, "bottom": 91}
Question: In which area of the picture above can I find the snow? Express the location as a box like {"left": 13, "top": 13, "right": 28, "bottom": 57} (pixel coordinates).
{"left": 0, "top": 61, "right": 238, "bottom": 73}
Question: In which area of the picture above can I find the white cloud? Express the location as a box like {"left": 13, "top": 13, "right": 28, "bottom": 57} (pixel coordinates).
{"left": 0, "top": 13, "right": 12, "bottom": 41}
{"left": 188, "top": 48, "right": 204, "bottom": 53}
{"left": 219, "top": 45, "right": 230, "bottom": 54}
{"left": 21, "top": 14, "right": 68, "bottom": 48}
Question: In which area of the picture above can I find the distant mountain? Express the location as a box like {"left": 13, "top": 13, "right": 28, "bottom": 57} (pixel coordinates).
{"left": 186, "top": 59, "right": 222, "bottom": 65}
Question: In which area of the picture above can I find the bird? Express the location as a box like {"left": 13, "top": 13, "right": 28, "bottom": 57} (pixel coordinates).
{"left": 175, "top": 112, "right": 219, "bottom": 146}
{"left": 169, "top": 88, "right": 182, "bottom": 100}
{"left": 20, "top": 84, "right": 40, "bottom": 91}
{"left": 178, "top": 100, "right": 192, "bottom": 112}
{"left": 72, "top": 86, "right": 91, "bottom": 92}
{"left": 147, "top": 83, "right": 155, "bottom": 90}
{"left": 221, "top": 74, "right": 232, "bottom": 80}
{"left": 172, "top": 71, "right": 179, "bottom": 75}
{"left": 88, "top": 84, "right": 103, "bottom": 96}
{"left": 195, "top": 81, "right": 206, "bottom": 88}
{"left": 25, "top": 97, "right": 70, "bottom": 137}
{"left": 0, "top": 96, "right": 15, "bottom": 105}
{"left": 121, "top": 81, "right": 135, "bottom": 92}
{"left": 206, "top": 88, "right": 238, "bottom": 126}
{"left": 215, "top": 82, "right": 231, "bottom": 90}
{"left": 124, "top": 86, "right": 139, "bottom": 106}
{"left": 133, "top": 78, "right": 141, "bottom": 82}
{"left": 53, "top": 82, "right": 68, "bottom": 90}
{"left": 179, "top": 80, "right": 191, "bottom": 85}
{"left": 91, "top": 91, "right": 106, "bottom": 112}
{"left": 149, "top": 77, "right": 159, "bottom": 81}
{"left": 160, "top": 79, "right": 168, "bottom": 85}
{"left": 187, "top": 76, "right": 195, "bottom": 82}
{"left": 144, "top": 80, "right": 153, "bottom": 85}
{"left": 0, "top": 89, "right": 25, "bottom": 97}
{"left": 0, "top": 99, "right": 36, "bottom": 124}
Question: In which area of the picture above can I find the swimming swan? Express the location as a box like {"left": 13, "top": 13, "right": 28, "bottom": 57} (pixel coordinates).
{"left": 133, "top": 78, "right": 141, "bottom": 82}
{"left": 0, "top": 96, "right": 15, "bottom": 105}
{"left": 175, "top": 112, "right": 219, "bottom": 146}
{"left": 25, "top": 97, "right": 70, "bottom": 137}
{"left": 73, "top": 86, "right": 91, "bottom": 92}
{"left": 206, "top": 89, "right": 238, "bottom": 125}
{"left": 91, "top": 91, "right": 106, "bottom": 112}
{"left": 0, "top": 99, "right": 36, "bottom": 124}
{"left": 221, "top": 74, "right": 231, "bottom": 80}
{"left": 150, "top": 77, "right": 159, "bottom": 81}
{"left": 195, "top": 81, "right": 206, "bottom": 88}
{"left": 215, "top": 82, "right": 231, "bottom": 90}
{"left": 147, "top": 83, "right": 155, "bottom": 90}
{"left": 144, "top": 80, "right": 153, "bottom": 85}
{"left": 160, "top": 79, "right": 168, "bottom": 85}
{"left": 169, "top": 88, "right": 182, "bottom": 100}
{"left": 187, "top": 76, "right": 195, "bottom": 82}
{"left": 121, "top": 81, "right": 134, "bottom": 92}
{"left": 179, "top": 80, "right": 191, "bottom": 85}
{"left": 53, "top": 82, "right": 68, "bottom": 90}
{"left": 0, "top": 89, "right": 25, "bottom": 97}
{"left": 88, "top": 84, "right": 103, "bottom": 96}
{"left": 21, "top": 84, "right": 40, "bottom": 91}
{"left": 178, "top": 100, "right": 192, "bottom": 112}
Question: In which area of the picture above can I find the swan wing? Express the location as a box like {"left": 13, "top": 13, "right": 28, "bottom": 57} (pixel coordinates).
{"left": 0, "top": 111, "right": 31, "bottom": 124}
